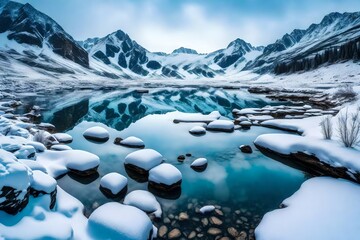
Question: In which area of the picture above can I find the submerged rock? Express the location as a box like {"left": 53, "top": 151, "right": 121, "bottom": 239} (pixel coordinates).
{"left": 240, "top": 145, "right": 253, "bottom": 154}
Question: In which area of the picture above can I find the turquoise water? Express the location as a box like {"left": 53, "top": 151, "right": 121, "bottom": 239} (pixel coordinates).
{"left": 56, "top": 112, "right": 307, "bottom": 238}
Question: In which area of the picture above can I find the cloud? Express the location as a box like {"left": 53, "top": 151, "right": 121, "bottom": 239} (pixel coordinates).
{"left": 18, "top": 0, "right": 360, "bottom": 53}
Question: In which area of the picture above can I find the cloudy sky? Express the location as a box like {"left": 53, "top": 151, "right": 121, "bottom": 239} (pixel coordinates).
{"left": 18, "top": 0, "right": 360, "bottom": 53}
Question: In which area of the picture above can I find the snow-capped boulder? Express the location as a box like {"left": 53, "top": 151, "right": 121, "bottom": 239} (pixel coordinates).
{"left": 14, "top": 145, "right": 36, "bottom": 160}
{"left": 189, "top": 126, "right": 206, "bottom": 135}
{"left": 0, "top": 149, "right": 32, "bottom": 215}
{"left": 191, "top": 158, "right": 208, "bottom": 171}
{"left": 83, "top": 126, "right": 109, "bottom": 142}
{"left": 148, "top": 163, "right": 182, "bottom": 191}
{"left": 115, "top": 136, "right": 145, "bottom": 148}
{"left": 207, "top": 120, "right": 234, "bottom": 132}
{"left": 30, "top": 170, "right": 57, "bottom": 209}
{"left": 65, "top": 150, "right": 100, "bottom": 176}
{"left": 249, "top": 115, "right": 274, "bottom": 122}
{"left": 88, "top": 202, "right": 154, "bottom": 240}
{"left": 50, "top": 144, "right": 73, "bottom": 151}
{"left": 37, "top": 123, "right": 56, "bottom": 132}
{"left": 53, "top": 133, "right": 73, "bottom": 144}
{"left": 100, "top": 173, "right": 128, "bottom": 197}
{"left": 200, "top": 205, "right": 216, "bottom": 214}
{"left": 124, "top": 149, "right": 163, "bottom": 174}
{"left": 124, "top": 190, "right": 162, "bottom": 218}
{"left": 239, "top": 121, "right": 252, "bottom": 129}
{"left": 26, "top": 141, "right": 46, "bottom": 153}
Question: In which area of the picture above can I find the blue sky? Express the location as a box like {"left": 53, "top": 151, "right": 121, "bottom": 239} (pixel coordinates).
{"left": 18, "top": 0, "right": 360, "bottom": 53}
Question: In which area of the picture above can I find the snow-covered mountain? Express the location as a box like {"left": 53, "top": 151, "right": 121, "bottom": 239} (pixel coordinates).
{"left": 0, "top": 0, "right": 359, "bottom": 81}
{"left": 81, "top": 30, "right": 262, "bottom": 79}
{"left": 245, "top": 12, "right": 360, "bottom": 74}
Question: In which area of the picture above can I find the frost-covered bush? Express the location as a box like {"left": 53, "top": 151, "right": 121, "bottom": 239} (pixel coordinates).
{"left": 334, "top": 84, "right": 357, "bottom": 100}
{"left": 337, "top": 108, "right": 360, "bottom": 148}
{"left": 320, "top": 116, "right": 333, "bottom": 140}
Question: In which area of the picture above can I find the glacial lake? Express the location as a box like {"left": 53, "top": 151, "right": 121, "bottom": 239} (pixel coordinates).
{"left": 17, "top": 87, "right": 308, "bottom": 239}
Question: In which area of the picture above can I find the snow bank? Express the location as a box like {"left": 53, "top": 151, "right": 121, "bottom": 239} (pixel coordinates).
{"left": 256, "top": 177, "right": 360, "bottom": 240}
{"left": 100, "top": 172, "right": 128, "bottom": 195}
{"left": 124, "top": 149, "right": 163, "bottom": 171}
{"left": 254, "top": 134, "right": 360, "bottom": 174}
{"left": 149, "top": 163, "right": 182, "bottom": 186}
{"left": 83, "top": 126, "right": 109, "bottom": 142}
{"left": 88, "top": 202, "right": 153, "bottom": 240}
{"left": 124, "top": 190, "right": 162, "bottom": 218}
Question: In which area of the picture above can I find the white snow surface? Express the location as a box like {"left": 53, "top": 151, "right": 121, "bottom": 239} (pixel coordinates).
{"left": 124, "top": 149, "right": 163, "bottom": 171}
{"left": 53, "top": 133, "right": 73, "bottom": 143}
{"left": 37, "top": 149, "right": 100, "bottom": 177}
{"left": 0, "top": 149, "right": 31, "bottom": 191}
{"left": 256, "top": 177, "right": 360, "bottom": 240}
{"left": 189, "top": 126, "right": 206, "bottom": 134}
{"left": 88, "top": 202, "right": 153, "bottom": 240}
{"left": 124, "top": 190, "right": 162, "bottom": 218}
{"left": 148, "top": 163, "right": 182, "bottom": 186}
{"left": 31, "top": 170, "right": 57, "bottom": 193}
{"left": 100, "top": 172, "right": 128, "bottom": 195}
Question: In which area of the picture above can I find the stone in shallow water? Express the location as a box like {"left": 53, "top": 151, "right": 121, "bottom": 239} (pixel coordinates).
{"left": 148, "top": 163, "right": 182, "bottom": 191}
{"left": 207, "top": 120, "right": 234, "bottom": 132}
{"left": 100, "top": 172, "right": 128, "bottom": 197}
{"left": 88, "top": 202, "right": 153, "bottom": 240}
{"left": 168, "top": 228, "right": 181, "bottom": 239}
{"left": 239, "top": 145, "right": 253, "bottom": 154}
{"left": 50, "top": 144, "right": 73, "bottom": 151}
{"left": 83, "top": 126, "right": 109, "bottom": 142}
{"left": 200, "top": 205, "right": 216, "bottom": 214}
{"left": 53, "top": 133, "right": 73, "bottom": 144}
{"left": 208, "top": 228, "right": 222, "bottom": 235}
{"left": 65, "top": 150, "right": 100, "bottom": 176}
{"left": 191, "top": 158, "right": 208, "bottom": 171}
{"left": 124, "top": 149, "right": 163, "bottom": 174}
{"left": 189, "top": 126, "right": 206, "bottom": 135}
{"left": 116, "top": 136, "right": 145, "bottom": 148}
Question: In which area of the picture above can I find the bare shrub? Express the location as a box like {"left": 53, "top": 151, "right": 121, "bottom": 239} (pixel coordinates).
{"left": 320, "top": 115, "right": 333, "bottom": 140}
{"left": 334, "top": 84, "right": 357, "bottom": 100}
{"left": 337, "top": 108, "right": 360, "bottom": 148}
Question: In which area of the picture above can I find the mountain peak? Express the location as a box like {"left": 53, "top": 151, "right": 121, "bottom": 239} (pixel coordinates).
{"left": 172, "top": 47, "right": 198, "bottom": 55}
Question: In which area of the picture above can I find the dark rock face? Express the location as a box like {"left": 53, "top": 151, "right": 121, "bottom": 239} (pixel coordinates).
{"left": 30, "top": 187, "right": 57, "bottom": 210}
{"left": 146, "top": 60, "right": 162, "bottom": 70}
{"left": 0, "top": 2, "right": 89, "bottom": 68}
{"left": 100, "top": 185, "right": 127, "bottom": 199}
{"left": 67, "top": 166, "right": 99, "bottom": 177}
{"left": 0, "top": 186, "right": 30, "bottom": 215}
{"left": 148, "top": 180, "right": 182, "bottom": 192}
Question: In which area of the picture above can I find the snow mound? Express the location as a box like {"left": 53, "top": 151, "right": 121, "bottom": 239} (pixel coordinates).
{"left": 119, "top": 136, "right": 145, "bottom": 148}
{"left": 50, "top": 144, "right": 73, "bottom": 151}
{"left": 83, "top": 126, "right": 109, "bottom": 142}
{"left": 53, "top": 133, "right": 73, "bottom": 143}
{"left": 14, "top": 145, "right": 36, "bottom": 160}
{"left": 26, "top": 141, "right": 46, "bottom": 153}
{"left": 88, "top": 202, "right": 153, "bottom": 240}
{"left": 31, "top": 170, "right": 57, "bottom": 194}
{"left": 189, "top": 126, "right": 206, "bottom": 135}
{"left": 191, "top": 158, "right": 208, "bottom": 170}
{"left": 124, "top": 149, "right": 163, "bottom": 171}
{"left": 200, "top": 205, "right": 215, "bottom": 214}
{"left": 100, "top": 172, "right": 128, "bottom": 196}
{"left": 124, "top": 190, "right": 162, "bottom": 218}
{"left": 19, "top": 160, "right": 47, "bottom": 173}
{"left": 65, "top": 150, "right": 100, "bottom": 173}
{"left": 256, "top": 177, "right": 360, "bottom": 240}
{"left": 149, "top": 163, "right": 182, "bottom": 187}
{"left": 207, "top": 120, "right": 234, "bottom": 132}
